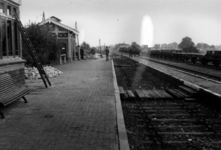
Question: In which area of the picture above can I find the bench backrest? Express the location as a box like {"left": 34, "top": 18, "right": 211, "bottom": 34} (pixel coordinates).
{"left": 0, "top": 74, "right": 16, "bottom": 99}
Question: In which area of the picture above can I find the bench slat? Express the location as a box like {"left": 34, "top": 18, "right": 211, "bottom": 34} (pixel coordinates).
{"left": 0, "top": 88, "right": 31, "bottom": 106}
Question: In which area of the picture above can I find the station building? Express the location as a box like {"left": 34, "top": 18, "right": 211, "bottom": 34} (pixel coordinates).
{"left": 39, "top": 15, "right": 79, "bottom": 64}
{"left": 0, "top": 0, "right": 25, "bottom": 97}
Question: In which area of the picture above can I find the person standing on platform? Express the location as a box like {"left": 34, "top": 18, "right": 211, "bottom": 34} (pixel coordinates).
{"left": 80, "top": 46, "right": 84, "bottom": 60}
{"left": 91, "top": 49, "right": 95, "bottom": 59}
{"left": 76, "top": 45, "right": 80, "bottom": 60}
{"left": 105, "top": 46, "right": 110, "bottom": 61}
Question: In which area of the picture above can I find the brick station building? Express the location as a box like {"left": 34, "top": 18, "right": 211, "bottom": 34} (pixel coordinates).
{"left": 39, "top": 15, "right": 79, "bottom": 64}
{"left": 0, "top": 0, "right": 25, "bottom": 98}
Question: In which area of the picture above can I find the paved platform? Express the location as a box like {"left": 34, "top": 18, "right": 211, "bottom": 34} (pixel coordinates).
{"left": 0, "top": 57, "right": 122, "bottom": 150}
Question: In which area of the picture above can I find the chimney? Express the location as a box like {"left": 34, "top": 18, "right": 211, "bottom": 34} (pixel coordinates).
{"left": 42, "top": 11, "right": 45, "bottom": 22}
{"left": 75, "top": 22, "right": 78, "bottom": 30}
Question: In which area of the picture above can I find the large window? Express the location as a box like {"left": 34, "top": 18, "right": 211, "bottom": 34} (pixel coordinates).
{"left": 14, "top": 21, "right": 19, "bottom": 55}
{"left": 0, "top": 2, "right": 20, "bottom": 59}
{"left": 0, "top": 2, "right": 5, "bottom": 14}
{"left": 0, "top": 18, "right": 7, "bottom": 57}
{"left": 7, "top": 20, "right": 12, "bottom": 56}
{"left": 13, "top": 7, "right": 17, "bottom": 16}
{"left": 7, "top": 5, "right": 11, "bottom": 16}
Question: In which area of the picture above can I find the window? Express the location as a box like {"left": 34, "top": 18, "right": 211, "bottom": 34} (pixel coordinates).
{"left": 13, "top": 7, "right": 17, "bottom": 16}
{"left": 7, "top": 20, "right": 12, "bottom": 56}
{"left": 0, "top": 5, "right": 20, "bottom": 59}
{"left": 7, "top": 5, "right": 11, "bottom": 16}
{"left": 0, "top": 2, "right": 4, "bottom": 14}
{"left": 14, "top": 22, "right": 19, "bottom": 55}
{"left": 1, "top": 18, "right": 7, "bottom": 57}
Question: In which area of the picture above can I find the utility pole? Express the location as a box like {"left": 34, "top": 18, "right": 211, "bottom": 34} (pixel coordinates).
{"left": 99, "top": 39, "right": 101, "bottom": 54}
{"left": 75, "top": 22, "right": 81, "bottom": 60}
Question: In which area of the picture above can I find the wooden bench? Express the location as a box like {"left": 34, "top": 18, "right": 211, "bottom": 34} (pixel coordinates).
{"left": 0, "top": 74, "right": 31, "bottom": 118}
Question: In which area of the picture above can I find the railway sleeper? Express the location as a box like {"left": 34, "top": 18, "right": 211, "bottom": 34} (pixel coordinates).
{"left": 143, "top": 106, "right": 183, "bottom": 109}
{"left": 158, "top": 132, "right": 215, "bottom": 135}
{"left": 152, "top": 119, "right": 197, "bottom": 122}
{"left": 135, "top": 89, "right": 174, "bottom": 99}
{"left": 163, "top": 141, "right": 221, "bottom": 145}
{"left": 154, "top": 125, "right": 208, "bottom": 131}
{"left": 148, "top": 113, "right": 210, "bottom": 118}
{"left": 145, "top": 110, "right": 186, "bottom": 113}
{"left": 155, "top": 124, "right": 211, "bottom": 128}
{"left": 166, "top": 89, "right": 192, "bottom": 99}
{"left": 178, "top": 85, "right": 198, "bottom": 97}
{"left": 126, "top": 90, "right": 135, "bottom": 99}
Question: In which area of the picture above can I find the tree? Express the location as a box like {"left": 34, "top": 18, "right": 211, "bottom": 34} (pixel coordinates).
{"left": 171, "top": 42, "right": 178, "bottom": 49}
{"left": 81, "top": 41, "right": 90, "bottom": 50}
{"left": 153, "top": 44, "right": 160, "bottom": 50}
{"left": 203, "top": 43, "right": 209, "bottom": 50}
{"left": 178, "top": 37, "right": 195, "bottom": 52}
{"left": 196, "top": 43, "right": 216, "bottom": 50}
{"left": 161, "top": 43, "right": 168, "bottom": 49}
{"left": 215, "top": 45, "right": 221, "bottom": 50}
{"left": 196, "top": 43, "right": 203, "bottom": 49}
{"left": 90, "top": 47, "right": 98, "bottom": 53}
{"left": 211, "top": 45, "right": 215, "bottom": 50}
{"left": 131, "top": 42, "right": 140, "bottom": 51}
{"left": 22, "top": 23, "right": 59, "bottom": 65}
{"left": 114, "top": 43, "right": 130, "bottom": 51}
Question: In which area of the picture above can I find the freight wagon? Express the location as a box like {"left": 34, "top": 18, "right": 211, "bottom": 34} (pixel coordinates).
{"left": 149, "top": 49, "right": 221, "bottom": 67}
{"left": 118, "top": 47, "right": 141, "bottom": 55}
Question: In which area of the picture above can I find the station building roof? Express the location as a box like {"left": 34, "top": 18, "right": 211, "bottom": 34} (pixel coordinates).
{"left": 39, "top": 16, "right": 79, "bottom": 35}
{"left": 8, "top": 0, "right": 22, "bottom": 5}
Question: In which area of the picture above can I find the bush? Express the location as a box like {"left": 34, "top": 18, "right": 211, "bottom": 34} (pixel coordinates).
{"left": 22, "top": 23, "right": 59, "bottom": 66}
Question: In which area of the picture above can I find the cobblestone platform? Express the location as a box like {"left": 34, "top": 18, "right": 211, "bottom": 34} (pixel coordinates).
{"left": 0, "top": 57, "right": 119, "bottom": 150}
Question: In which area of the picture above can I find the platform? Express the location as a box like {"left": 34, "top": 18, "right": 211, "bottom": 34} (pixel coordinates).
{"left": 0, "top": 56, "right": 129, "bottom": 150}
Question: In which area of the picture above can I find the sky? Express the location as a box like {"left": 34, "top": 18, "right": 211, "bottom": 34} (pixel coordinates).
{"left": 20, "top": 0, "right": 221, "bottom": 47}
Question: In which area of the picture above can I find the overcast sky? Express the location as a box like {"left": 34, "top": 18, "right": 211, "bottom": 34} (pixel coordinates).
{"left": 20, "top": 0, "right": 221, "bottom": 47}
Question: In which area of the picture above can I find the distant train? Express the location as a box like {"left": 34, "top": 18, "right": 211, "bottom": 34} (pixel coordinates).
{"left": 118, "top": 47, "right": 141, "bottom": 55}
{"left": 148, "top": 49, "right": 221, "bottom": 67}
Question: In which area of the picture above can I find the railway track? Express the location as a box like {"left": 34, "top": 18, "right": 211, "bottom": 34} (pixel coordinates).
{"left": 113, "top": 55, "right": 221, "bottom": 150}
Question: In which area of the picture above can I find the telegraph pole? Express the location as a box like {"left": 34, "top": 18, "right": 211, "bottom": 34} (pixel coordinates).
{"left": 75, "top": 22, "right": 81, "bottom": 60}
{"left": 99, "top": 39, "right": 101, "bottom": 54}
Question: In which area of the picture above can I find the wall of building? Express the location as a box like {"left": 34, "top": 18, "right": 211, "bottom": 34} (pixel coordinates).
{"left": 0, "top": 0, "right": 26, "bottom": 100}
{"left": 0, "top": 0, "right": 21, "bottom": 59}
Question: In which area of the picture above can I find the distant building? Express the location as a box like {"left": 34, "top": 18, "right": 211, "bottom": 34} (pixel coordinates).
{"left": 39, "top": 15, "right": 79, "bottom": 64}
